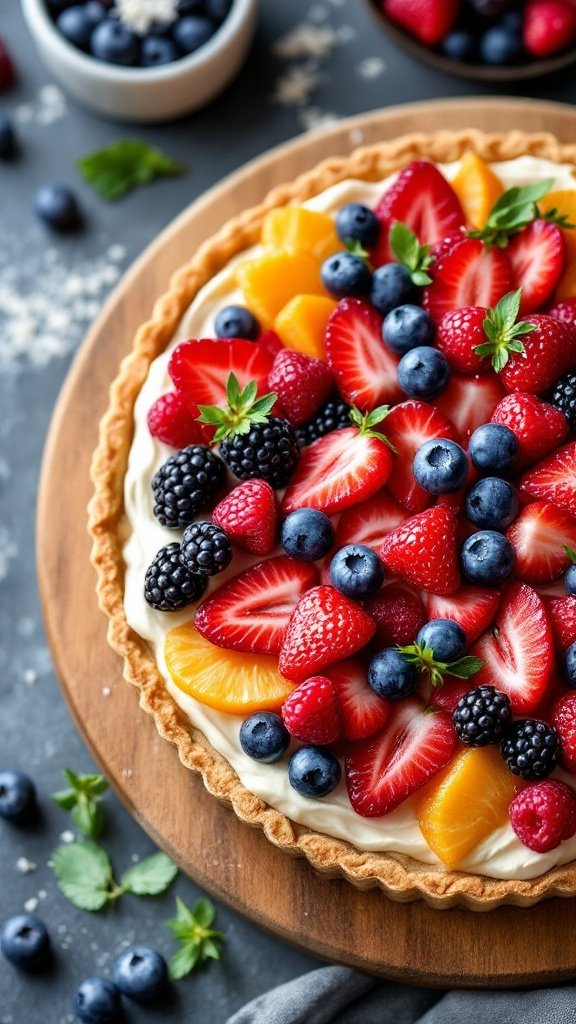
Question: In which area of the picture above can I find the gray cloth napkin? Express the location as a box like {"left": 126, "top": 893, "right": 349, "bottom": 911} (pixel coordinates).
{"left": 225, "top": 965, "right": 576, "bottom": 1024}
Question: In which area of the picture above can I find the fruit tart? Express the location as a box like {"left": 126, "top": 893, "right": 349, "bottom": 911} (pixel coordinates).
{"left": 90, "top": 129, "right": 576, "bottom": 909}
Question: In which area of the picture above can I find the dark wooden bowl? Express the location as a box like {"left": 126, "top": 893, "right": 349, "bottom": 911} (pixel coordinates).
{"left": 364, "top": 0, "right": 576, "bottom": 81}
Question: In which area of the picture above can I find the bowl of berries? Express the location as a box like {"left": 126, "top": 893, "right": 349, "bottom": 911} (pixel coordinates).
{"left": 21, "top": 0, "right": 257, "bottom": 123}
{"left": 366, "top": 0, "right": 576, "bottom": 80}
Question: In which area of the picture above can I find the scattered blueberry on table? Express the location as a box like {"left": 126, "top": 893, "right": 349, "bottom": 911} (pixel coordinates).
{"left": 0, "top": 770, "right": 37, "bottom": 823}
{"left": 1, "top": 914, "right": 51, "bottom": 971}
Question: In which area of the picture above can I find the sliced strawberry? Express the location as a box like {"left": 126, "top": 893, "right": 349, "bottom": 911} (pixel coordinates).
{"left": 434, "top": 372, "right": 506, "bottom": 442}
{"left": 384, "top": 400, "right": 460, "bottom": 512}
{"left": 471, "top": 582, "right": 554, "bottom": 714}
{"left": 267, "top": 350, "right": 333, "bottom": 426}
{"left": 520, "top": 442, "right": 576, "bottom": 517}
{"left": 364, "top": 584, "right": 426, "bottom": 646}
{"left": 169, "top": 339, "right": 274, "bottom": 431}
{"left": 428, "top": 678, "right": 472, "bottom": 714}
{"left": 324, "top": 298, "right": 401, "bottom": 410}
{"left": 430, "top": 231, "right": 466, "bottom": 262}
{"left": 379, "top": 504, "right": 460, "bottom": 595}
{"left": 423, "top": 238, "right": 513, "bottom": 323}
{"left": 281, "top": 676, "right": 341, "bottom": 745}
{"left": 425, "top": 586, "right": 500, "bottom": 644}
{"left": 506, "top": 501, "right": 576, "bottom": 585}
{"left": 328, "top": 658, "right": 391, "bottom": 741}
{"left": 491, "top": 392, "right": 570, "bottom": 469}
{"left": 544, "top": 595, "right": 576, "bottom": 653}
{"left": 372, "top": 161, "right": 464, "bottom": 265}
{"left": 279, "top": 585, "right": 376, "bottom": 682}
{"left": 345, "top": 698, "right": 456, "bottom": 817}
{"left": 383, "top": 0, "right": 458, "bottom": 45}
{"left": 507, "top": 220, "right": 565, "bottom": 315}
{"left": 281, "top": 425, "right": 393, "bottom": 517}
{"left": 334, "top": 489, "right": 406, "bottom": 552}
{"left": 194, "top": 556, "right": 317, "bottom": 655}
{"left": 211, "top": 479, "right": 278, "bottom": 556}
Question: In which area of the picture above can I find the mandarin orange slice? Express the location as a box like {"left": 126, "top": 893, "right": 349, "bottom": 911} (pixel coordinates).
{"left": 165, "top": 622, "right": 294, "bottom": 714}
{"left": 274, "top": 294, "right": 338, "bottom": 359}
{"left": 451, "top": 151, "right": 504, "bottom": 229}
{"left": 416, "top": 745, "right": 522, "bottom": 869}
{"left": 540, "top": 190, "right": 576, "bottom": 300}
{"left": 262, "top": 206, "right": 340, "bottom": 262}
{"left": 237, "top": 252, "right": 326, "bottom": 326}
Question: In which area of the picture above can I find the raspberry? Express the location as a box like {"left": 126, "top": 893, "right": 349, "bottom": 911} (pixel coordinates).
{"left": 509, "top": 780, "right": 576, "bottom": 853}
{"left": 363, "top": 586, "right": 425, "bottom": 647}
{"left": 147, "top": 391, "right": 204, "bottom": 449}
{"left": 281, "top": 676, "right": 341, "bottom": 745}
{"left": 267, "top": 350, "right": 334, "bottom": 426}
{"left": 552, "top": 692, "right": 576, "bottom": 774}
{"left": 211, "top": 479, "right": 277, "bottom": 556}
{"left": 430, "top": 679, "right": 471, "bottom": 714}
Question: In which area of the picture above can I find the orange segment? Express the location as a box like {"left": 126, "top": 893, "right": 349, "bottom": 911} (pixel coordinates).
{"left": 416, "top": 746, "right": 521, "bottom": 869}
{"left": 539, "top": 190, "right": 576, "bottom": 300}
{"left": 262, "top": 207, "right": 340, "bottom": 262}
{"left": 274, "top": 294, "right": 338, "bottom": 359}
{"left": 237, "top": 252, "right": 326, "bottom": 327}
{"left": 451, "top": 151, "right": 504, "bottom": 229}
{"left": 165, "top": 622, "right": 294, "bottom": 714}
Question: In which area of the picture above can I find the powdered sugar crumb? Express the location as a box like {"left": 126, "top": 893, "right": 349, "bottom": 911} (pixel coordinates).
{"left": 0, "top": 525, "right": 17, "bottom": 582}
{"left": 60, "top": 830, "right": 75, "bottom": 844}
{"left": 358, "top": 56, "right": 386, "bottom": 79}
{"left": 24, "top": 897, "right": 39, "bottom": 913}
{"left": 273, "top": 64, "right": 320, "bottom": 107}
{"left": 16, "top": 857, "right": 37, "bottom": 874}
{"left": 274, "top": 24, "right": 340, "bottom": 60}
{"left": 299, "top": 107, "right": 340, "bottom": 132}
{"left": 15, "top": 85, "right": 67, "bottom": 127}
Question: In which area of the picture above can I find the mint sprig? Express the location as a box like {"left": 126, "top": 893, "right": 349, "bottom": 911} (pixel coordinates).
{"left": 166, "top": 897, "right": 225, "bottom": 980}
{"left": 397, "top": 643, "right": 484, "bottom": 689}
{"left": 198, "top": 373, "right": 276, "bottom": 444}
{"left": 51, "top": 768, "right": 109, "bottom": 839}
{"left": 349, "top": 404, "right": 396, "bottom": 451}
{"left": 77, "top": 140, "right": 184, "bottom": 201}
{"left": 468, "top": 179, "right": 554, "bottom": 248}
{"left": 473, "top": 289, "right": 536, "bottom": 373}
{"left": 345, "top": 237, "right": 373, "bottom": 269}
{"left": 390, "top": 222, "right": 434, "bottom": 286}
{"left": 51, "top": 841, "right": 178, "bottom": 911}
{"left": 565, "top": 546, "right": 576, "bottom": 564}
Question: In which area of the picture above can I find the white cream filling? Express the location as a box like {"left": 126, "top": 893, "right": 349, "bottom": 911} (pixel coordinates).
{"left": 123, "top": 156, "right": 576, "bottom": 879}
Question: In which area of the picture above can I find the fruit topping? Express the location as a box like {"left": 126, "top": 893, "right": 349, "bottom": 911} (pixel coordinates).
{"left": 321, "top": 251, "right": 372, "bottom": 299}
{"left": 380, "top": 505, "right": 461, "bottom": 595}
{"left": 282, "top": 675, "right": 341, "bottom": 745}
{"left": 325, "top": 298, "right": 402, "bottom": 410}
{"left": 435, "top": 372, "right": 506, "bottom": 442}
{"left": 273, "top": 295, "right": 337, "bottom": 360}
{"left": 180, "top": 521, "right": 232, "bottom": 577}
{"left": 451, "top": 151, "right": 504, "bottom": 230}
{"left": 490, "top": 392, "right": 569, "bottom": 469}
{"left": 345, "top": 697, "right": 457, "bottom": 817}
{"left": 520, "top": 442, "right": 576, "bottom": 517}
{"left": 336, "top": 202, "right": 381, "bottom": 249}
{"left": 465, "top": 477, "right": 519, "bottom": 531}
{"left": 288, "top": 746, "right": 341, "bottom": 798}
{"left": 370, "top": 263, "right": 419, "bottom": 316}
{"left": 144, "top": 542, "right": 207, "bottom": 612}
{"left": 239, "top": 712, "right": 290, "bottom": 763}
{"left": 460, "top": 530, "right": 516, "bottom": 586}
{"left": 413, "top": 437, "right": 468, "bottom": 495}
{"left": 294, "top": 392, "right": 352, "bottom": 447}
{"left": 147, "top": 391, "right": 205, "bottom": 449}
{"left": 214, "top": 304, "right": 259, "bottom": 340}
{"left": 152, "top": 444, "right": 226, "bottom": 528}
{"left": 506, "top": 501, "right": 576, "bottom": 584}
{"left": 367, "top": 648, "right": 419, "bottom": 701}
{"left": 397, "top": 346, "right": 450, "bottom": 400}
{"left": 453, "top": 685, "right": 512, "bottom": 746}
{"left": 544, "top": 595, "right": 576, "bottom": 653}
{"left": 383, "top": 304, "right": 434, "bottom": 356}
{"left": 373, "top": 161, "right": 464, "bottom": 265}
{"left": 279, "top": 585, "right": 376, "bottom": 681}
{"left": 280, "top": 507, "right": 334, "bottom": 562}
{"left": 328, "top": 658, "right": 391, "bottom": 741}
{"left": 267, "top": 349, "right": 333, "bottom": 426}
{"left": 166, "top": 622, "right": 294, "bottom": 713}
{"left": 384, "top": 400, "right": 459, "bottom": 512}
{"left": 423, "top": 238, "right": 512, "bottom": 323}
{"left": 195, "top": 556, "right": 317, "bottom": 655}
{"left": 329, "top": 543, "right": 384, "bottom": 599}
{"left": 552, "top": 692, "right": 576, "bottom": 773}
{"left": 468, "top": 422, "right": 519, "bottom": 473}
{"left": 334, "top": 489, "right": 407, "bottom": 550}
{"left": 436, "top": 306, "right": 491, "bottom": 376}
{"left": 211, "top": 479, "right": 277, "bottom": 556}
{"left": 424, "top": 586, "right": 500, "bottom": 644}
{"left": 169, "top": 338, "right": 274, "bottom": 426}
{"left": 506, "top": 219, "right": 565, "bottom": 313}
{"left": 501, "top": 719, "right": 561, "bottom": 780}
{"left": 564, "top": 640, "right": 576, "bottom": 688}
{"left": 364, "top": 585, "right": 426, "bottom": 647}
{"left": 237, "top": 252, "right": 325, "bottom": 326}
{"left": 549, "top": 372, "right": 576, "bottom": 432}
{"left": 262, "top": 206, "right": 340, "bottom": 262}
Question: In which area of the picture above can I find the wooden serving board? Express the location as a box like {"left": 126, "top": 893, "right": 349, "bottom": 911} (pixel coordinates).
{"left": 38, "top": 99, "right": 576, "bottom": 989}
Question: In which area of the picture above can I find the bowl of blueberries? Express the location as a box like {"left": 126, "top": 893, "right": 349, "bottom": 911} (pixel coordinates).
{"left": 366, "top": 0, "right": 576, "bottom": 80}
{"left": 22, "top": 0, "right": 257, "bottom": 122}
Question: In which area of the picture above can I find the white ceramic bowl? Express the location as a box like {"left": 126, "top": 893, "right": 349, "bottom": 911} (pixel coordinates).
{"left": 22, "top": 0, "right": 258, "bottom": 123}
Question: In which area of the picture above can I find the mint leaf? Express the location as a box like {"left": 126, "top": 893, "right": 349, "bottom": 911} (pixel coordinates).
{"left": 397, "top": 644, "right": 483, "bottom": 688}
{"left": 349, "top": 404, "right": 396, "bottom": 449}
{"left": 445, "top": 656, "right": 485, "bottom": 680}
{"left": 77, "top": 140, "right": 184, "bottom": 201}
{"left": 565, "top": 546, "right": 576, "bottom": 565}
{"left": 52, "top": 841, "right": 115, "bottom": 911}
{"left": 198, "top": 374, "right": 276, "bottom": 443}
{"left": 390, "top": 222, "right": 433, "bottom": 285}
{"left": 121, "top": 852, "right": 178, "bottom": 896}
{"left": 474, "top": 289, "right": 536, "bottom": 373}
{"left": 469, "top": 179, "right": 554, "bottom": 247}
{"left": 51, "top": 768, "right": 109, "bottom": 839}
{"left": 166, "top": 897, "right": 225, "bottom": 981}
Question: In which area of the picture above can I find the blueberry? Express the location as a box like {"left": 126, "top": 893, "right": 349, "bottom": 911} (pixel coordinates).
{"left": 214, "top": 304, "right": 259, "bottom": 340}
{"left": 501, "top": 10, "right": 523, "bottom": 31}
{"left": 0, "top": 112, "right": 15, "bottom": 159}
{"left": 288, "top": 746, "right": 341, "bottom": 798}
{"left": 239, "top": 712, "right": 290, "bottom": 763}
{"left": 74, "top": 977, "right": 123, "bottom": 1024}
{"left": 565, "top": 564, "right": 576, "bottom": 596}
{"left": 335, "top": 203, "right": 380, "bottom": 249}
{"left": 565, "top": 642, "right": 576, "bottom": 687}
{"left": 479, "top": 25, "right": 524, "bottom": 65}
{"left": 177, "top": 0, "right": 204, "bottom": 11}
{"left": 90, "top": 20, "right": 139, "bottom": 65}
{"left": 56, "top": 2, "right": 105, "bottom": 49}
{"left": 461, "top": 530, "right": 515, "bottom": 586}
{"left": 370, "top": 263, "right": 417, "bottom": 315}
{"left": 442, "top": 30, "right": 476, "bottom": 62}
{"left": 468, "top": 423, "right": 519, "bottom": 474}
{"left": 321, "top": 251, "right": 371, "bottom": 299}
{"left": 34, "top": 183, "right": 81, "bottom": 232}
{"left": 281, "top": 507, "right": 334, "bottom": 562}
{"left": 368, "top": 648, "right": 418, "bottom": 700}
{"left": 47, "top": 0, "right": 77, "bottom": 12}
{"left": 140, "top": 35, "right": 179, "bottom": 65}
{"left": 382, "top": 304, "right": 434, "bottom": 355}
{"left": 397, "top": 346, "right": 450, "bottom": 400}
{"left": 172, "top": 15, "right": 215, "bottom": 54}
{"left": 203, "top": 0, "right": 232, "bottom": 22}
{"left": 113, "top": 947, "right": 168, "bottom": 1004}
{"left": 416, "top": 619, "right": 467, "bottom": 662}
{"left": 1, "top": 914, "right": 50, "bottom": 971}
{"left": 329, "top": 543, "right": 384, "bottom": 599}
{"left": 465, "top": 477, "right": 519, "bottom": 531}
{"left": 0, "top": 770, "right": 36, "bottom": 823}
{"left": 413, "top": 438, "right": 468, "bottom": 495}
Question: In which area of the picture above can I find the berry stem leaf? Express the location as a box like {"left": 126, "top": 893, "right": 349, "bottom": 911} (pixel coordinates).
{"left": 349, "top": 404, "right": 396, "bottom": 450}
{"left": 345, "top": 237, "right": 373, "bottom": 269}
{"left": 72, "top": 798, "right": 106, "bottom": 840}
{"left": 468, "top": 179, "right": 554, "bottom": 248}
{"left": 165, "top": 897, "right": 225, "bottom": 981}
{"left": 564, "top": 545, "right": 576, "bottom": 565}
{"left": 539, "top": 204, "right": 576, "bottom": 230}
{"left": 445, "top": 656, "right": 485, "bottom": 680}
{"left": 51, "top": 841, "right": 116, "bottom": 912}
{"left": 120, "top": 852, "right": 178, "bottom": 896}
{"left": 398, "top": 644, "right": 483, "bottom": 688}
{"left": 390, "top": 221, "right": 433, "bottom": 285}
{"left": 198, "top": 374, "right": 277, "bottom": 443}
{"left": 474, "top": 289, "right": 536, "bottom": 373}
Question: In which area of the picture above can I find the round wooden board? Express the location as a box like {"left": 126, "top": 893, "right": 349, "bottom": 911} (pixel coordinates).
{"left": 38, "top": 99, "right": 576, "bottom": 989}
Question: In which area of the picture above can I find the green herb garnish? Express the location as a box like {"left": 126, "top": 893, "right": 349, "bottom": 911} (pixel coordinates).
{"left": 473, "top": 289, "right": 536, "bottom": 373}
{"left": 51, "top": 841, "right": 178, "bottom": 911}
{"left": 397, "top": 644, "right": 484, "bottom": 689}
{"left": 390, "top": 221, "right": 434, "bottom": 286}
{"left": 77, "top": 140, "right": 184, "bottom": 201}
{"left": 468, "top": 179, "right": 557, "bottom": 248}
{"left": 51, "top": 768, "right": 109, "bottom": 839}
{"left": 198, "top": 373, "right": 276, "bottom": 443}
{"left": 165, "top": 896, "right": 225, "bottom": 980}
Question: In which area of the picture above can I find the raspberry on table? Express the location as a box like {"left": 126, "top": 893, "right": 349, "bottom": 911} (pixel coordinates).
{"left": 509, "top": 779, "right": 576, "bottom": 853}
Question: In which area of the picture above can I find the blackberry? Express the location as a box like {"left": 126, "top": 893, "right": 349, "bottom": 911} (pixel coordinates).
{"left": 152, "top": 445, "right": 226, "bottom": 528}
{"left": 180, "top": 521, "right": 232, "bottom": 576}
{"left": 550, "top": 372, "right": 576, "bottom": 432}
{"left": 295, "top": 393, "right": 351, "bottom": 447}
{"left": 453, "top": 685, "right": 512, "bottom": 747}
{"left": 501, "top": 719, "right": 561, "bottom": 781}
{"left": 144, "top": 543, "right": 207, "bottom": 612}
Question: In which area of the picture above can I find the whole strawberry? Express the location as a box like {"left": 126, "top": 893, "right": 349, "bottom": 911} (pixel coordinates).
{"left": 211, "top": 479, "right": 277, "bottom": 556}
{"left": 491, "top": 392, "right": 569, "bottom": 468}
{"left": 524, "top": 0, "right": 576, "bottom": 57}
{"left": 282, "top": 676, "right": 341, "bottom": 745}
{"left": 267, "top": 350, "right": 333, "bottom": 426}
{"left": 279, "top": 585, "right": 375, "bottom": 681}
{"left": 436, "top": 306, "right": 490, "bottom": 376}
{"left": 379, "top": 505, "right": 460, "bottom": 596}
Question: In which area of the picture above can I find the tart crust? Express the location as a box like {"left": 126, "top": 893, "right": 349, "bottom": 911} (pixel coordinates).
{"left": 89, "top": 129, "right": 576, "bottom": 910}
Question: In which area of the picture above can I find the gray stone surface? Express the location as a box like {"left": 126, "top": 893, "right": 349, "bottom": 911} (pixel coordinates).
{"left": 2, "top": 1, "right": 576, "bottom": 1020}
